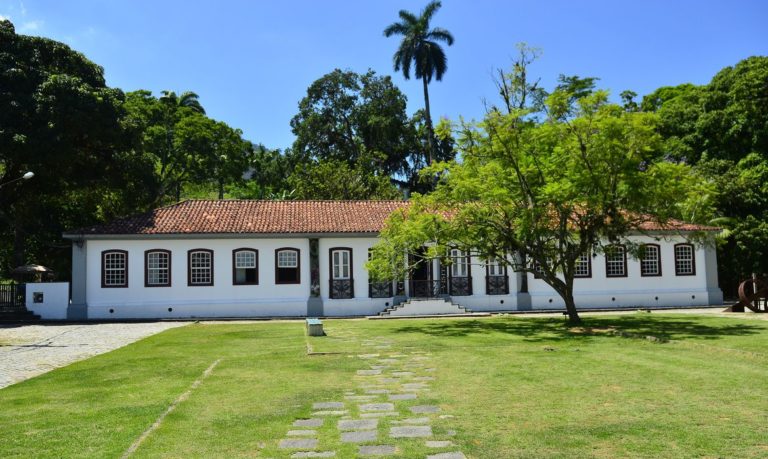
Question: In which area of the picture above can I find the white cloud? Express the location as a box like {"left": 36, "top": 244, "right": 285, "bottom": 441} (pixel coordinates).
{"left": 18, "top": 19, "right": 42, "bottom": 32}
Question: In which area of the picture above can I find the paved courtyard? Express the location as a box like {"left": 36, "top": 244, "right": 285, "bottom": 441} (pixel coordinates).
{"left": 0, "top": 322, "right": 188, "bottom": 389}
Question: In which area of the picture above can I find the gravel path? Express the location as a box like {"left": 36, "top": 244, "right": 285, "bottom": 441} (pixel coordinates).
{"left": 0, "top": 322, "right": 188, "bottom": 389}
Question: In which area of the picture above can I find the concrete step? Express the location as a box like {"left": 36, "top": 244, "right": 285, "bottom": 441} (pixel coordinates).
{"left": 379, "top": 298, "right": 472, "bottom": 317}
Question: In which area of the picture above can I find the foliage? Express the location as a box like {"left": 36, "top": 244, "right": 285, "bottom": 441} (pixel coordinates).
{"left": 369, "top": 87, "right": 715, "bottom": 323}
{"left": 384, "top": 0, "right": 454, "bottom": 164}
{"left": 228, "top": 144, "right": 295, "bottom": 199}
{"left": 290, "top": 69, "right": 416, "bottom": 181}
{"left": 124, "top": 89, "right": 251, "bottom": 203}
{"left": 287, "top": 159, "right": 401, "bottom": 200}
{"left": 0, "top": 20, "right": 154, "bottom": 276}
{"left": 642, "top": 56, "right": 768, "bottom": 290}
{"left": 642, "top": 56, "right": 768, "bottom": 163}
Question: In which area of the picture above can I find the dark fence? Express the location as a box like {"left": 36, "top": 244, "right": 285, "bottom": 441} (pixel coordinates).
{"left": 409, "top": 278, "right": 448, "bottom": 298}
{"left": 329, "top": 279, "right": 354, "bottom": 299}
{"left": 369, "top": 281, "right": 393, "bottom": 298}
{"left": 486, "top": 275, "right": 509, "bottom": 295}
{"left": 0, "top": 283, "right": 25, "bottom": 308}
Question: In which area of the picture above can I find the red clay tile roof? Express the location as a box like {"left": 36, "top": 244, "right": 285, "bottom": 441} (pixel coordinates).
{"left": 67, "top": 200, "right": 409, "bottom": 235}
{"left": 64, "top": 199, "right": 718, "bottom": 237}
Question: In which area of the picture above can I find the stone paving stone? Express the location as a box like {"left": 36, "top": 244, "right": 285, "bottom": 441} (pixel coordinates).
{"left": 364, "top": 389, "right": 390, "bottom": 394}
{"left": 358, "top": 354, "right": 379, "bottom": 359}
{"left": 287, "top": 430, "right": 317, "bottom": 436}
{"left": 413, "top": 356, "right": 431, "bottom": 361}
{"left": 427, "top": 453, "right": 466, "bottom": 459}
{"left": 424, "top": 368, "right": 437, "bottom": 372}
{"left": 279, "top": 438, "right": 319, "bottom": 449}
{"left": 359, "top": 403, "right": 395, "bottom": 412}
{"left": 360, "top": 412, "right": 399, "bottom": 418}
{"left": 445, "top": 429, "right": 457, "bottom": 436}
{"left": 439, "top": 415, "right": 455, "bottom": 419}
{"left": 313, "top": 402, "right": 344, "bottom": 409}
{"left": 388, "top": 354, "right": 407, "bottom": 358}
{"left": 414, "top": 376, "right": 436, "bottom": 381}
{"left": 340, "top": 430, "right": 378, "bottom": 443}
{"left": 338, "top": 419, "right": 378, "bottom": 431}
{"left": 377, "top": 378, "right": 399, "bottom": 383}
{"left": 377, "top": 359, "right": 399, "bottom": 364}
{"left": 390, "top": 371, "right": 413, "bottom": 377}
{"left": 410, "top": 405, "right": 440, "bottom": 414}
{"left": 388, "top": 393, "right": 417, "bottom": 401}
{"left": 345, "top": 395, "right": 377, "bottom": 401}
{"left": 312, "top": 410, "right": 349, "bottom": 416}
{"left": 426, "top": 440, "right": 455, "bottom": 448}
{"left": 358, "top": 445, "right": 397, "bottom": 456}
{"left": 391, "top": 417, "right": 430, "bottom": 424}
{"left": 402, "top": 383, "right": 428, "bottom": 390}
{"left": 389, "top": 426, "right": 433, "bottom": 438}
{"left": 357, "top": 369, "right": 382, "bottom": 376}
{"left": 291, "top": 452, "right": 336, "bottom": 458}
{"left": 293, "top": 418, "right": 324, "bottom": 427}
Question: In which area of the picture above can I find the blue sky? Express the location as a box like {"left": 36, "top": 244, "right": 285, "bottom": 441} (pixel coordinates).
{"left": 2, "top": 0, "right": 766, "bottom": 150}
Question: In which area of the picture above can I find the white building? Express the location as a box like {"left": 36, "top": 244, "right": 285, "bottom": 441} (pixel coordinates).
{"left": 60, "top": 200, "right": 723, "bottom": 320}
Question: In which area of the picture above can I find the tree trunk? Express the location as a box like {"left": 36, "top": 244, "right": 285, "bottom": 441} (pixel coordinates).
{"left": 422, "top": 76, "right": 436, "bottom": 165}
{"left": 218, "top": 179, "right": 224, "bottom": 199}
{"left": 563, "top": 290, "right": 581, "bottom": 324}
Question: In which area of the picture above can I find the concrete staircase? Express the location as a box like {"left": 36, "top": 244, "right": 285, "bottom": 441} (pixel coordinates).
{"left": 378, "top": 298, "right": 473, "bottom": 317}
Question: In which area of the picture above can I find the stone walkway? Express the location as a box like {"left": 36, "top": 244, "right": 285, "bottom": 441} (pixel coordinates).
{"left": 273, "top": 337, "right": 466, "bottom": 458}
{"left": 0, "top": 322, "right": 188, "bottom": 389}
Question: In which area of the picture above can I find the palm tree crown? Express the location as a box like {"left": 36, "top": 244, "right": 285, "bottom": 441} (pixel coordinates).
{"left": 160, "top": 90, "right": 206, "bottom": 115}
{"left": 384, "top": 1, "right": 454, "bottom": 167}
{"left": 383, "top": 1, "right": 454, "bottom": 83}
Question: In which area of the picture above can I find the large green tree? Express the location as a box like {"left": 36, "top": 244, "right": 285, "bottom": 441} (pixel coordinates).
{"left": 290, "top": 69, "right": 416, "bottom": 179}
{"left": 642, "top": 56, "right": 768, "bottom": 293}
{"left": 0, "top": 20, "right": 153, "bottom": 276}
{"left": 384, "top": 0, "right": 454, "bottom": 165}
{"left": 369, "top": 87, "right": 714, "bottom": 324}
{"left": 124, "top": 89, "right": 251, "bottom": 203}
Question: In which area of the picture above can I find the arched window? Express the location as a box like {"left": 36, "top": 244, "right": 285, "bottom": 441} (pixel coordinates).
{"left": 145, "top": 249, "right": 171, "bottom": 287}
{"left": 640, "top": 244, "right": 662, "bottom": 277}
{"left": 605, "top": 245, "right": 627, "bottom": 278}
{"left": 674, "top": 243, "right": 695, "bottom": 276}
{"left": 276, "top": 248, "right": 300, "bottom": 284}
{"left": 233, "top": 248, "right": 258, "bottom": 285}
{"left": 188, "top": 249, "right": 214, "bottom": 286}
{"left": 102, "top": 250, "right": 128, "bottom": 288}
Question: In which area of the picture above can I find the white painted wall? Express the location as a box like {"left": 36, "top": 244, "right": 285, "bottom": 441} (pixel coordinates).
{"left": 449, "top": 254, "right": 518, "bottom": 311}
{"left": 318, "top": 237, "right": 394, "bottom": 316}
{"left": 26, "top": 282, "right": 69, "bottom": 320}
{"left": 85, "top": 238, "right": 311, "bottom": 319}
{"left": 525, "top": 235, "right": 722, "bottom": 309}
{"left": 78, "top": 233, "right": 722, "bottom": 319}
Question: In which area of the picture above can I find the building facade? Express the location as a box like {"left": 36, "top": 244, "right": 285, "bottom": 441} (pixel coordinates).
{"left": 62, "top": 200, "right": 723, "bottom": 320}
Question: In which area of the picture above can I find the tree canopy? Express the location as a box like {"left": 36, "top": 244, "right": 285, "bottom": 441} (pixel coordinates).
{"left": 369, "top": 84, "right": 715, "bottom": 323}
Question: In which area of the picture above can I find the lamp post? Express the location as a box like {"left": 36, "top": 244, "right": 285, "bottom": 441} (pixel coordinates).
{"left": 0, "top": 171, "right": 34, "bottom": 188}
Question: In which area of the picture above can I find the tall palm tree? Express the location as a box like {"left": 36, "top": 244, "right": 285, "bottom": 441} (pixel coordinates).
{"left": 384, "top": 0, "right": 453, "bottom": 165}
{"left": 159, "top": 90, "right": 206, "bottom": 115}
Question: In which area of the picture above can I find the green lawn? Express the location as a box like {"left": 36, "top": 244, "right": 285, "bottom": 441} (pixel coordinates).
{"left": 1, "top": 313, "right": 767, "bottom": 458}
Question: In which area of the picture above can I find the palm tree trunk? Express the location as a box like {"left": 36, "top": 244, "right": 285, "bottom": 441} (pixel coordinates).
{"left": 422, "top": 76, "right": 436, "bottom": 165}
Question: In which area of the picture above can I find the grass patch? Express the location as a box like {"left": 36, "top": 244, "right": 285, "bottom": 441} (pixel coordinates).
{"left": 0, "top": 314, "right": 767, "bottom": 458}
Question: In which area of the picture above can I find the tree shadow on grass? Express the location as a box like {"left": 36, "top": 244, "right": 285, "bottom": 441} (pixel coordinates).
{"left": 392, "top": 315, "right": 766, "bottom": 343}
